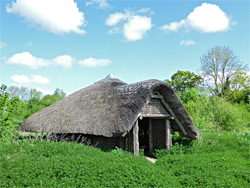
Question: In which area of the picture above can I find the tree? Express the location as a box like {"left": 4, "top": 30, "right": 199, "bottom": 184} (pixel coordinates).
{"left": 7, "top": 86, "right": 29, "bottom": 101}
{"left": 166, "top": 70, "right": 203, "bottom": 93}
{"left": 227, "top": 71, "right": 250, "bottom": 104}
{"left": 53, "top": 88, "right": 66, "bottom": 101}
{"left": 28, "top": 88, "right": 42, "bottom": 100}
{"left": 200, "top": 46, "right": 248, "bottom": 97}
{"left": 41, "top": 88, "right": 66, "bottom": 107}
{"left": 26, "top": 97, "right": 44, "bottom": 117}
{"left": 8, "top": 96, "right": 27, "bottom": 124}
{"left": 0, "top": 84, "right": 11, "bottom": 128}
{"left": 230, "top": 71, "right": 250, "bottom": 91}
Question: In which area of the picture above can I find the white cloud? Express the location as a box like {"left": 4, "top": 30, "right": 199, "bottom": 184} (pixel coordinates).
{"left": 6, "top": 52, "right": 73, "bottom": 69}
{"left": 137, "top": 8, "right": 154, "bottom": 15}
{"left": 105, "top": 9, "right": 152, "bottom": 41}
{"left": 0, "top": 41, "right": 7, "bottom": 49}
{"left": 11, "top": 75, "right": 30, "bottom": 84}
{"left": 105, "top": 12, "right": 130, "bottom": 26}
{"left": 36, "top": 88, "right": 53, "bottom": 95}
{"left": 11, "top": 74, "right": 50, "bottom": 84}
{"left": 124, "top": 16, "right": 152, "bottom": 41}
{"left": 7, "top": 52, "right": 49, "bottom": 69}
{"left": 161, "top": 20, "right": 186, "bottom": 32}
{"left": 6, "top": 0, "right": 86, "bottom": 34}
{"left": 161, "top": 3, "right": 231, "bottom": 33}
{"left": 7, "top": 52, "right": 112, "bottom": 69}
{"left": 86, "top": 0, "right": 110, "bottom": 9}
{"left": 107, "top": 27, "right": 121, "bottom": 34}
{"left": 31, "top": 75, "right": 50, "bottom": 84}
{"left": 53, "top": 55, "right": 74, "bottom": 69}
{"left": 180, "top": 40, "right": 196, "bottom": 46}
{"left": 79, "top": 57, "right": 112, "bottom": 67}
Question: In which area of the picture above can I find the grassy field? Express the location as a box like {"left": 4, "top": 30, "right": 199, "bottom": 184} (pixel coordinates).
{"left": 0, "top": 131, "right": 249, "bottom": 187}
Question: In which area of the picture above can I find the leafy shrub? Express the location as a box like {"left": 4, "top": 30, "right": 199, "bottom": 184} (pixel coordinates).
{"left": 153, "top": 133, "right": 194, "bottom": 158}
{"left": 209, "top": 97, "right": 250, "bottom": 131}
{"left": 181, "top": 88, "right": 200, "bottom": 103}
{"left": 182, "top": 90, "right": 250, "bottom": 131}
{"left": 111, "top": 146, "right": 130, "bottom": 156}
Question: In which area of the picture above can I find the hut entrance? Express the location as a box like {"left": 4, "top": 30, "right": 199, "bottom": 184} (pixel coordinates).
{"left": 138, "top": 118, "right": 150, "bottom": 153}
{"left": 135, "top": 93, "right": 179, "bottom": 155}
{"left": 138, "top": 118, "right": 172, "bottom": 155}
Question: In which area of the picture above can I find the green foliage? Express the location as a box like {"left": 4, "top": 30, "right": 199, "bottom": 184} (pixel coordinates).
{"left": 181, "top": 87, "right": 200, "bottom": 103}
{"left": 0, "top": 131, "right": 249, "bottom": 187}
{"left": 153, "top": 133, "right": 194, "bottom": 158}
{"left": 53, "top": 88, "right": 66, "bottom": 101}
{"left": 41, "top": 89, "right": 66, "bottom": 107}
{"left": 111, "top": 146, "right": 131, "bottom": 156}
{"left": 0, "top": 84, "right": 11, "bottom": 128}
{"left": 0, "top": 138, "right": 179, "bottom": 187}
{"left": 26, "top": 97, "right": 44, "bottom": 116}
{"left": 9, "top": 97, "right": 28, "bottom": 124}
{"left": 228, "top": 89, "right": 250, "bottom": 104}
{"left": 166, "top": 70, "right": 203, "bottom": 93}
{"left": 155, "top": 131, "right": 250, "bottom": 187}
{"left": 209, "top": 97, "right": 250, "bottom": 131}
{"left": 0, "top": 84, "right": 66, "bottom": 139}
{"left": 181, "top": 88, "right": 250, "bottom": 131}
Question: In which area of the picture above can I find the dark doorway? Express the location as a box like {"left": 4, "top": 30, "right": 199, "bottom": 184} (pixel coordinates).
{"left": 138, "top": 118, "right": 149, "bottom": 154}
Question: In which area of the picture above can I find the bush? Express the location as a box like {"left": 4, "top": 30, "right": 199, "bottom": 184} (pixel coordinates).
{"left": 209, "top": 97, "right": 250, "bottom": 131}
{"left": 182, "top": 89, "right": 250, "bottom": 131}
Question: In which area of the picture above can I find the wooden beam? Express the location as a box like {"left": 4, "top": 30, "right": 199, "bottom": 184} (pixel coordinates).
{"left": 121, "top": 132, "right": 127, "bottom": 137}
{"left": 152, "top": 95, "right": 163, "bottom": 99}
{"left": 166, "top": 119, "right": 172, "bottom": 150}
{"left": 142, "top": 114, "right": 171, "bottom": 118}
{"left": 153, "top": 91, "right": 161, "bottom": 96}
{"left": 159, "top": 98, "right": 187, "bottom": 135}
{"left": 133, "top": 120, "right": 139, "bottom": 156}
{"left": 148, "top": 119, "right": 153, "bottom": 152}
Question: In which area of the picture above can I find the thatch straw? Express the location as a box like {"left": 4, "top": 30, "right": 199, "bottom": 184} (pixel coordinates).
{"left": 20, "top": 77, "right": 199, "bottom": 139}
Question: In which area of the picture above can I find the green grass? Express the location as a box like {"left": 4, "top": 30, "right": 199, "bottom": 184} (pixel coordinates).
{"left": 155, "top": 131, "right": 250, "bottom": 187}
{"left": 0, "top": 131, "right": 249, "bottom": 187}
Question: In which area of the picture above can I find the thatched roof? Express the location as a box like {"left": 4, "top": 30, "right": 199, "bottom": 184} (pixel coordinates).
{"left": 20, "top": 77, "right": 199, "bottom": 139}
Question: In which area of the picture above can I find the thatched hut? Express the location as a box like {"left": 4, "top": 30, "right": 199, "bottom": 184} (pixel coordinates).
{"left": 20, "top": 75, "right": 199, "bottom": 155}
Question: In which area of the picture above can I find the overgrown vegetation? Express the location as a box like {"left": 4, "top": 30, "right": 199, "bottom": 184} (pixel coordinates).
{"left": 0, "top": 131, "right": 249, "bottom": 187}
{"left": 181, "top": 88, "right": 250, "bottom": 131}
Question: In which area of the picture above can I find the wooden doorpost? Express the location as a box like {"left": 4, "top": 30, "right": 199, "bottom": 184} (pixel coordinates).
{"left": 166, "top": 119, "right": 172, "bottom": 150}
{"left": 133, "top": 120, "right": 139, "bottom": 156}
{"left": 148, "top": 119, "right": 153, "bottom": 152}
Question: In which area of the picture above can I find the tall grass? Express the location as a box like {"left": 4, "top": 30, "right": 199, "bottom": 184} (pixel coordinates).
{"left": 0, "top": 137, "right": 179, "bottom": 187}
{"left": 0, "top": 131, "right": 249, "bottom": 187}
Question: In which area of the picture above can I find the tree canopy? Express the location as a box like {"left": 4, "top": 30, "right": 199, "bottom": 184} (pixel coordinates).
{"left": 165, "top": 70, "right": 203, "bottom": 93}
{"left": 0, "top": 84, "right": 67, "bottom": 130}
{"left": 200, "top": 46, "right": 248, "bottom": 97}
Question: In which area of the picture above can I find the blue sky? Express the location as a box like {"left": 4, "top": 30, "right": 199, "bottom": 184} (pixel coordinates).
{"left": 0, "top": 0, "right": 249, "bottom": 95}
